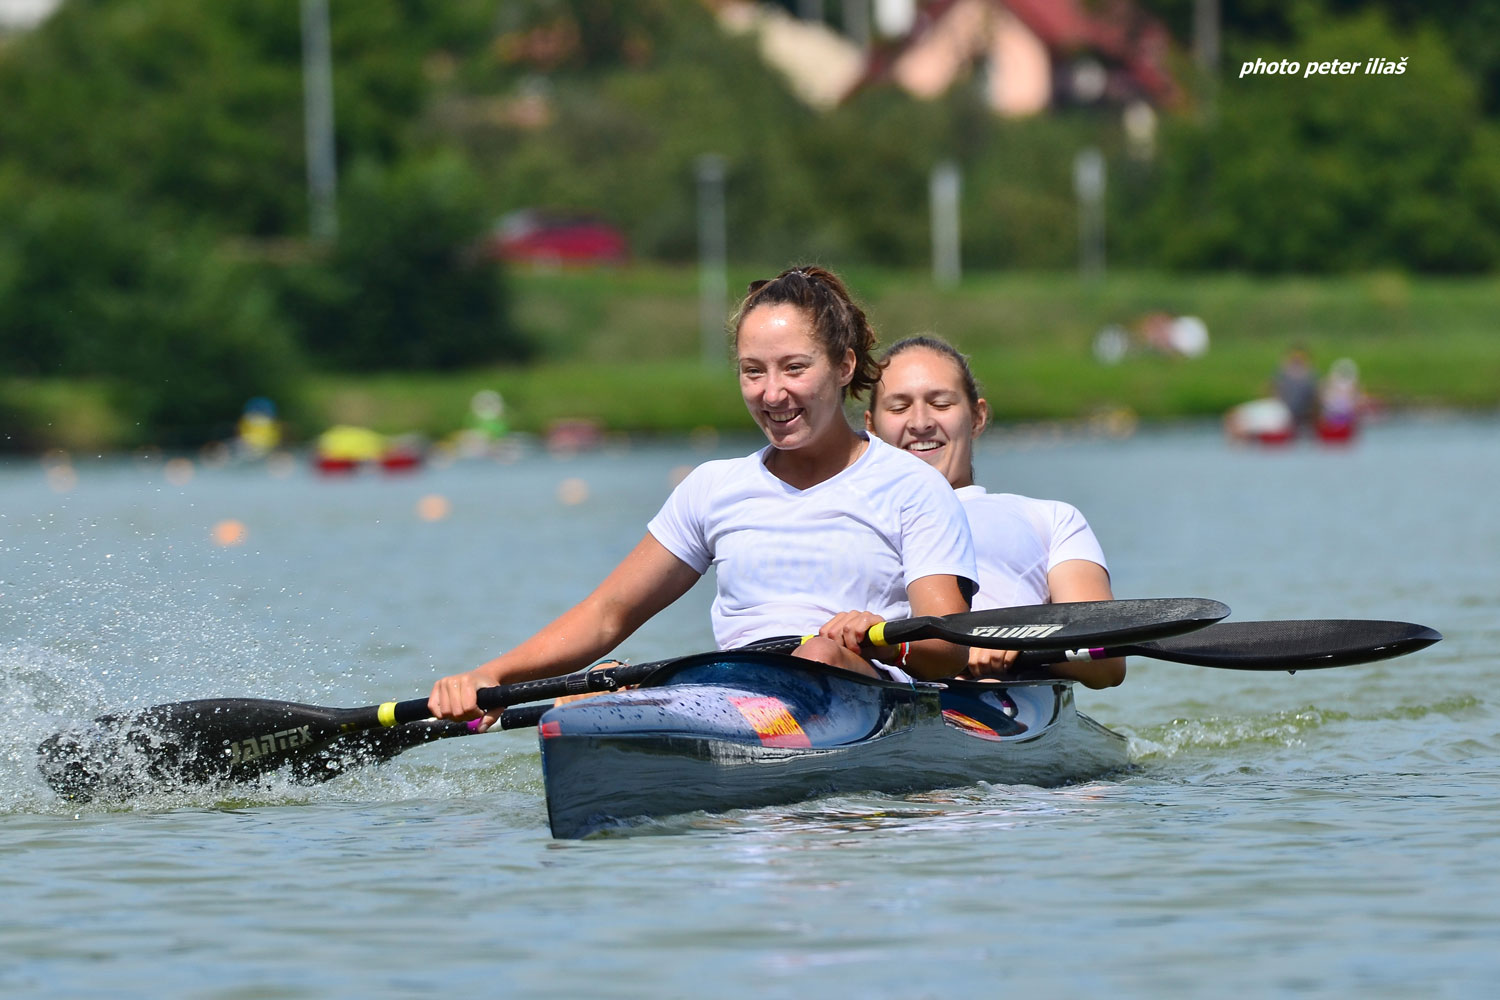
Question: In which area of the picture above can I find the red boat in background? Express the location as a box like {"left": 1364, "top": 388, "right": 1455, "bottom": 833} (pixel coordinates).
{"left": 1224, "top": 398, "right": 1297, "bottom": 446}
{"left": 1226, "top": 357, "right": 1366, "bottom": 447}
{"left": 484, "top": 210, "right": 629, "bottom": 267}
{"left": 1315, "top": 416, "right": 1357, "bottom": 445}
{"left": 1225, "top": 398, "right": 1363, "bottom": 447}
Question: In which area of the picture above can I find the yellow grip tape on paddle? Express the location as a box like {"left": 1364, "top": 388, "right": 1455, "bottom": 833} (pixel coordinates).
{"left": 377, "top": 701, "right": 399, "bottom": 727}
{"left": 790, "top": 627, "right": 890, "bottom": 647}
{"left": 792, "top": 626, "right": 882, "bottom": 650}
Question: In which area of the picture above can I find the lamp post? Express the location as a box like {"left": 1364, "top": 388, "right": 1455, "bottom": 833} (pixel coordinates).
{"left": 696, "top": 154, "right": 728, "bottom": 368}
{"left": 301, "top": 0, "right": 338, "bottom": 241}
{"left": 1074, "top": 148, "right": 1105, "bottom": 279}
{"left": 930, "top": 160, "right": 961, "bottom": 288}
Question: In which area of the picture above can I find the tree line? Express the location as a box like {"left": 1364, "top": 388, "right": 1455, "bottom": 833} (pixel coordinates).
{"left": 1, "top": 0, "right": 1495, "bottom": 445}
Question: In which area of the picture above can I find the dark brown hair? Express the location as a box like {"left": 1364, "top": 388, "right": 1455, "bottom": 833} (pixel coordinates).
{"left": 871, "top": 335, "right": 983, "bottom": 410}
{"left": 732, "top": 265, "right": 881, "bottom": 400}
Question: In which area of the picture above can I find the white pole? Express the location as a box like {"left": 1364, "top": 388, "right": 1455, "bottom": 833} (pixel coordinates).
{"left": 301, "top": 0, "right": 338, "bottom": 241}
{"left": 1194, "top": 0, "right": 1220, "bottom": 120}
{"left": 1073, "top": 148, "right": 1105, "bottom": 279}
{"left": 1194, "top": 0, "right": 1220, "bottom": 75}
{"left": 844, "top": 0, "right": 871, "bottom": 48}
{"left": 696, "top": 154, "right": 728, "bottom": 368}
{"left": 930, "top": 160, "right": 961, "bottom": 288}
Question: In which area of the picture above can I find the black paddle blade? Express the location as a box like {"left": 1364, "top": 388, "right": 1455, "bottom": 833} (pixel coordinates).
{"left": 282, "top": 720, "right": 475, "bottom": 784}
{"left": 885, "top": 597, "right": 1230, "bottom": 650}
{"left": 36, "top": 698, "right": 418, "bottom": 802}
{"left": 1131, "top": 619, "right": 1443, "bottom": 670}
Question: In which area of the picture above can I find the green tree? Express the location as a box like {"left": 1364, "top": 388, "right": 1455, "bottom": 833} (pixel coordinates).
{"left": 279, "top": 155, "right": 526, "bottom": 370}
{"left": 1136, "top": 9, "right": 1500, "bottom": 272}
{"left": 0, "top": 188, "right": 306, "bottom": 445}
{"left": 466, "top": 5, "right": 827, "bottom": 265}
{"left": 0, "top": 0, "right": 498, "bottom": 237}
{"left": 1152, "top": 0, "right": 1500, "bottom": 115}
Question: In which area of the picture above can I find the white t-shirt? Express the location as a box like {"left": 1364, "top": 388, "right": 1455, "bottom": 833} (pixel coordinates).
{"left": 955, "top": 485, "right": 1108, "bottom": 610}
{"left": 649, "top": 435, "right": 977, "bottom": 650}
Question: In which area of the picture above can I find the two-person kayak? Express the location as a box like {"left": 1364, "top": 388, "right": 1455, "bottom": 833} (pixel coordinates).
{"left": 35, "top": 607, "right": 1441, "bottom": 839}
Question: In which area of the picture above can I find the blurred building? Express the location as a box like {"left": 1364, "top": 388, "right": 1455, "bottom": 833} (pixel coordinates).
{"left": 717, "top": 2, "right": 869, "bottom": 110}
{"left": 0, "top": 0, "right": 59, "bottom": 31}
{"left": 719, "top": 0, "right": 1180, "bottom": 117}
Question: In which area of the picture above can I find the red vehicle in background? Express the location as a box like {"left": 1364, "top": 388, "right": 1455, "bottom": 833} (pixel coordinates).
{"left": 486, "top": 209, "right": 629, "bottom": 267}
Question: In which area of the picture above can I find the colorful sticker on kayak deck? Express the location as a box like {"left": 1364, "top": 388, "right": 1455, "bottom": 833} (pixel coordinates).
{"left": 729, "top": 696, "right": 812, "bottom": 748}
{"left": 942, "top": 709, "right": 1004, "bottom": 742}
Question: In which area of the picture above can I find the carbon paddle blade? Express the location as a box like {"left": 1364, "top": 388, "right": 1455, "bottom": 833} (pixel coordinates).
{"left": 879, "top": 597, "right": 1231, "bottom": 650}
{"left": 1127, "top": 619, "right": 1443, "bottom": 670}
{"left": 282, "top": 719, "right": 476, "bottom": 784}
{"left": 36, "top": 697, "right": 434, "bottom": 802}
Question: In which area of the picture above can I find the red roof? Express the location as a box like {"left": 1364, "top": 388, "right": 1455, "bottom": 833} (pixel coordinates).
{"left": 850, "top": 0, "right": 1180, "bottom": 108}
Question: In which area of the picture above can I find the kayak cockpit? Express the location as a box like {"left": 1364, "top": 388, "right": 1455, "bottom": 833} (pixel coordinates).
{"left": 538, "top": 651, "right": 1127, "bottom": 838}
{"left": 538, "top": 651, "right": 934, "bottom": 750}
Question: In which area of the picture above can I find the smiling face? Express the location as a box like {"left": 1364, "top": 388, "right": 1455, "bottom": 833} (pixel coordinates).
{"left": 866, "top": 346, "right": 988, "bottom": 488}
{"left": 737, "top": 303, "right": 856, "bottom": 452}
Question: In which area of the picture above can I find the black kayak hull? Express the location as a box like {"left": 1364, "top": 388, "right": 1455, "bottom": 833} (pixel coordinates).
{"left": 539, "top": 651, "right": 1127, "bottom": 838}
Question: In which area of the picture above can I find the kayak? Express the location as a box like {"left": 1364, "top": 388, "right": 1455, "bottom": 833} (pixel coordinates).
{"left": 538, "top": 650, "right": 1129, "bottom": 838}
{"left": 36, "top": 611, "right": 1439, "bottom": 821}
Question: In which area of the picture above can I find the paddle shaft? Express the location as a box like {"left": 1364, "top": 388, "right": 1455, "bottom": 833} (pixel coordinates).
{"left": 383, "top": 649, "right": 765, "bottom": 726}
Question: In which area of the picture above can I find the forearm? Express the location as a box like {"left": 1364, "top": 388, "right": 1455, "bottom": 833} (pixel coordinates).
{"left": 1043, "top": 559, "right": 1122, "bottom": 687}
{"left": 963, "top": 642, "right": 1124, "bottom": 687}
{"left": 1044, "top": 655, "right": 1126, "bottom": 689}
{"left": 902, "top": 638, "right": 970, "bottom": 680}
{"left": 901, "top": 574, "right": 974, "bottom": 680}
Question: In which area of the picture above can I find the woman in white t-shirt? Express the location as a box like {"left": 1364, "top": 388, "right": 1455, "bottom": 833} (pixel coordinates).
{"left": 428, "top": 268, "right": 978, "bottom": 726}
{"left": 865, "top": 336, "right": 1124, "bottom": 689}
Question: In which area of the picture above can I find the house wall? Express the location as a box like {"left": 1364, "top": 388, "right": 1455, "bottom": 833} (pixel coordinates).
{"left": 987, "top": 7, "right": 1051, "bottom": 116}
{"left": 719, "top": 2, "right": 865, "bottom": 111}
{"left": 892, "top": 0, "right": 989, "bottom": 99}
{"left": 891, "top": 0, "right": 1052, "bottom": 117}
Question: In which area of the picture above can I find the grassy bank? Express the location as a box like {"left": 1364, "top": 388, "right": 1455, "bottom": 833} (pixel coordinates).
{"left": 313, "top": 266, "right": 1500, "bottom": 436}
{"left": 7, "top": 267, "right": 1499, "bottom": 449}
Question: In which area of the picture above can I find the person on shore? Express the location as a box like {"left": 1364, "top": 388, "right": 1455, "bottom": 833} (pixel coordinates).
{"left": 1273, "top": 346, "right": 1319, "bottom": 431}
{"left": 865, "top": 335, "right": 1124, "bottom": 689}
{"left": 1317, "top": 357, "right": 1363, "bottom": 435}
{"left": 428, "top": 267, "right": 977, "bottom": 726}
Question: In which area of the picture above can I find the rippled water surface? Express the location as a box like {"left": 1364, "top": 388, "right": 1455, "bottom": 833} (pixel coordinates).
{"left": 2, "top": 417, "right": 1497, "bottom": 998}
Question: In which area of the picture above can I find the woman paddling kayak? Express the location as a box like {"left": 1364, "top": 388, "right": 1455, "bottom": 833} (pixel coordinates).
{"left": 865, "top": 336, "right": 1125, "bottom": 689}
{"left": 429, "top": 268, "right": 978, "bottom": 727}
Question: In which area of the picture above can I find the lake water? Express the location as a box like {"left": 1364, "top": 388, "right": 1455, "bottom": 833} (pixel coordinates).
{"left": 2, "top": 415, "right": 1497, "bottom": 998}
